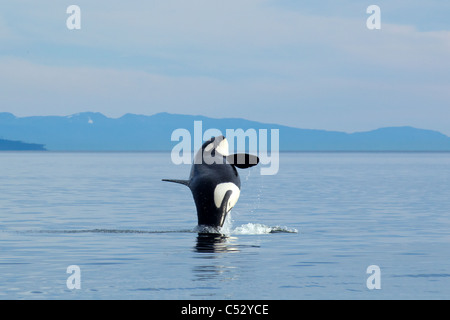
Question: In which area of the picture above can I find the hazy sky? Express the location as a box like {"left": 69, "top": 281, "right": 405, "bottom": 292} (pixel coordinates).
{"left": 1, "top": 1, "right": 449, "bottom": 134}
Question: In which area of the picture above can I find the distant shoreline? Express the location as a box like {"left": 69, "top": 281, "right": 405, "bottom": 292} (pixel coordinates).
{"left": 2, "top": 112, "right": 450, "bottom": 152}
{"left": 0, "top": 138, "right": 46, "bottom": 151}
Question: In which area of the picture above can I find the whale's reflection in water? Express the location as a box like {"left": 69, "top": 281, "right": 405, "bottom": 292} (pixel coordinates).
{"left": 194, "top": 233, "right": 240, "bottom": 253}
{"left": 192, "top": 233, "right": 243, "bottom": 283}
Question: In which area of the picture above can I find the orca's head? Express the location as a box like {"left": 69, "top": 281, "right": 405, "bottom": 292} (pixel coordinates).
{"left": 192, "top": 135, "right": 229, "bottom": 165}
{"left": 195, "top": 135, "right": 259, "bottom": 168}
{"left": 202, "top": 135, "right": 229, "bottom": 157}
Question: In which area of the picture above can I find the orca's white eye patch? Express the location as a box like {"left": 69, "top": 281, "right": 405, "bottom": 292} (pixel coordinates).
{"left": 203, "top": 137, "right": 229, "bottom": 156}
{"left": 216, "top": 138, "right": 229, "bottom": 156}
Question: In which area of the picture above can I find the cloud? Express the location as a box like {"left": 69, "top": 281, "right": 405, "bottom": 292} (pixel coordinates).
{"left": 2, "top": 1, "right": 450, "bottom": 77}
{"left": 1, "top": 1, "right": 450, "bottom": 134}
{"left": 0, "top": 57, "right": 228, "bottom": 117}
{"left": 0, "top": 15, "right": 14, "bottom": 40}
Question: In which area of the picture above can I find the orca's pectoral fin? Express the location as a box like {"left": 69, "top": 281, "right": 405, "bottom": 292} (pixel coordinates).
{"left": 226, "top": 153, "right": 259, "bottom": 169}
{"left": 162, "top": 179, "right": 190, "bottom": 187}
{"left": 219, "top": 190, "right": 233, "bottom": 228}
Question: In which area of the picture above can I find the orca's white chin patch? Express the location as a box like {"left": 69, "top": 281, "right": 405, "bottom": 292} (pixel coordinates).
{"left": 216, "top": 138, "right": 229, "bottom": 156}
{"left": 214, "top": 182, "right": 240, "bottom": 212}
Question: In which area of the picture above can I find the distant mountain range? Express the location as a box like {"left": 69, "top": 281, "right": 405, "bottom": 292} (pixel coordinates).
{"left": 1, "top": 112, "right": 450, "bottom": 151}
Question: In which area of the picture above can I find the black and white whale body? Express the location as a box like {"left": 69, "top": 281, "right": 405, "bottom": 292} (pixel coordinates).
{"left": 163, "top": 136, "right": 259, "bottom": 231}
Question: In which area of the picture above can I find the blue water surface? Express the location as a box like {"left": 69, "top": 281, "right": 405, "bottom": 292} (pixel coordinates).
{"left": 0, "top": 152, "right": 449, "bottom": 299}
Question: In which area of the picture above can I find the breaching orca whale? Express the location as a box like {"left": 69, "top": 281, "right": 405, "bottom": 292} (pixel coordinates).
{"left": 163, "top": 136, "right": 259, "bottom": 231}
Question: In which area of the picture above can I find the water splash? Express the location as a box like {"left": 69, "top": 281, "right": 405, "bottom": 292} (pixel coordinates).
{"left": 216, "top": 212, "right": 298, "bottom": 235}
{"left": 232, "top": 223, "right": 298, "bottom": 235}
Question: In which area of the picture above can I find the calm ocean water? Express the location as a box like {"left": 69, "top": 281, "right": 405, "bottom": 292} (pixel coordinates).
{"left": 1, "top": 152, "right": 449, "bottom": 300}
